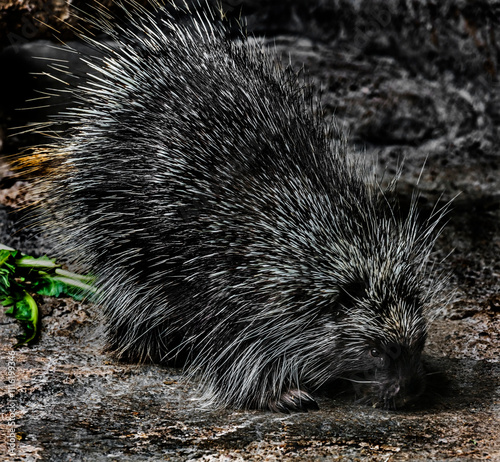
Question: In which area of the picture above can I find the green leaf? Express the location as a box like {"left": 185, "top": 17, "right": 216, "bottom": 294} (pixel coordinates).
{"left": 4, "top": 290, "right": 39, "bottom": 347}
{"left": 0, "top": 249, "right": 15, "bottom": 266}
{"left": 34, "top": 276, "right": 80, "bottom": 299}
{"left": 1, "top": 244, "right": 96, "bottom": 347}
{"left": 32, "top": 269, "right": 96, "bottom": 300}
{"left": 2, "top": 296, "right": 16, "bottom": 308}
{"left": 0, "top": 250, "right": 18, "bottom": 298}
{"left": 55, "top": 268, "right": 96, "bottom": 284}
{"left": 15, "top": 255, "right": 59, "bottom": 270}
{"left": 11, "top": 292, "right": 37, "bottom": 322}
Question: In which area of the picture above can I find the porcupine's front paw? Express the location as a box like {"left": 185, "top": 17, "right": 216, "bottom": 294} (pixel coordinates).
{"left": 268, "top": 389, "right": 320, "bottom": 413}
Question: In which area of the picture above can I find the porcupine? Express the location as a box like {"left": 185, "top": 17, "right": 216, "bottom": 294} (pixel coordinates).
{"left": 27, "top": 0, "right": 446, "bottom": 412}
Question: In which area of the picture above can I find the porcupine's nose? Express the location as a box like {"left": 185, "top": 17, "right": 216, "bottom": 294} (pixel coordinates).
{"left": 383, "top": 373, "right": 425, "bottom": 408}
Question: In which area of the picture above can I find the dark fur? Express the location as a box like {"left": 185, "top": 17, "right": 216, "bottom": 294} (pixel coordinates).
{"left": 31, "top": 0, "right": 445, "bottom": 411}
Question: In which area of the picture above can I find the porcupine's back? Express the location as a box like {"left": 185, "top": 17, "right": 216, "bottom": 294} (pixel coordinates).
{"left": 31, "top": 1, "right": 444, "bottom": 411}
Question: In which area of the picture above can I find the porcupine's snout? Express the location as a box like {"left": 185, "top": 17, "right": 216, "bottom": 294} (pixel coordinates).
{"left": 353, "top": 343, "right": 426, "bottom": 409}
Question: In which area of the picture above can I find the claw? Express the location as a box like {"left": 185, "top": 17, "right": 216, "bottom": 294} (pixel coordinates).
{"left": 268, "top": 389, "right": 319, "bottom": 413}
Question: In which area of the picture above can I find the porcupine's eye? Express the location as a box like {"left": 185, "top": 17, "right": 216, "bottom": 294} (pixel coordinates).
{"left": 369, "top": 346, "right": 390, "bottom": 367}
{"left": 370, "top": 348, "right": 380, "bottom": 358}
